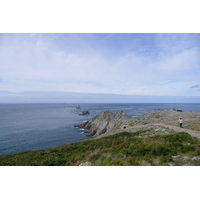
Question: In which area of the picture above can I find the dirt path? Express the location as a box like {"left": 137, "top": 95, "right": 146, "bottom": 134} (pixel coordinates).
{"left": 103, "top": 123, "right": 200, "bottom": 140}
{"left": 152, "top": 123, "right": 200, "bottom": 139}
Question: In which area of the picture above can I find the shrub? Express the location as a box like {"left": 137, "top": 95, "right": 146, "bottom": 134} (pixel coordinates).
{"left": 1, "top": 130, "right": 200, "bottom": 166}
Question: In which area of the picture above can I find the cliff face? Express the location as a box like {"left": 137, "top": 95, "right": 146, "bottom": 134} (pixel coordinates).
{"left": 75, "top": 110, "right": 133, "bottom": 137}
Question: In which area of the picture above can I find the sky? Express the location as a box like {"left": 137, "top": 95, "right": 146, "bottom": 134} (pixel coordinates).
{"left": 1, "top": 1, "right": 200, "bottom": 198}
{"left": 0, "top": 33, "right": 200, "bottom": 103}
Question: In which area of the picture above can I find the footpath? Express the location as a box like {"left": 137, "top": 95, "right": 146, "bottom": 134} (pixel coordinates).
{"left": 153, "top": 123, "right": 200, "bottom": 140}
{"left": 106, "top": 123, "right": 200, "bottom": 140}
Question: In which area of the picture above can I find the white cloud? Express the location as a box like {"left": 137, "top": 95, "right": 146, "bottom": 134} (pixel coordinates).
{"left": 0, "top": 33, "right": 200, "bottom": 99}
{"left": 157, "top": 47, "right": 199, "bottom": 72}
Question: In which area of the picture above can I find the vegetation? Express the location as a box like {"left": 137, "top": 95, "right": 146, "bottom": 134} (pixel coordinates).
{"left": 1, "top": 130, "right": 200, "bottom": 166}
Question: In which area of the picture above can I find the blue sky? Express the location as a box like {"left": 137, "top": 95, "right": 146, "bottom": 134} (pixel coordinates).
{"left": 0, "top": 33, "right": 200, "bottom": 103}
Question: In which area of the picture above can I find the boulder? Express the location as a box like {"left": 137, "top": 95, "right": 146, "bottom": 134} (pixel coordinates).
{"left": 79, "top": 161, "right": 92, "bottom": 166}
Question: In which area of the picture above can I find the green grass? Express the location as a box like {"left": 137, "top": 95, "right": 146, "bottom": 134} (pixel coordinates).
{"left": 1, "top": 130, "right": 200, "bottom": 166}
{"left": 155, "top": 115, "right": 161, "bottom": 119}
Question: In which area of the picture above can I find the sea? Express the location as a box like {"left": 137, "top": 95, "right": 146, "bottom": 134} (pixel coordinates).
{"left": 1, "top": 103, "right": 200, "bottom": 156}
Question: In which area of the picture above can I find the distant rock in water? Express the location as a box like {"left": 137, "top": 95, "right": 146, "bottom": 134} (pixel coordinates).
{"left": 79, "top": 110, "right": 90, "bottom": 115}
{"left": 75, "top": 110, "right": 133, "bottom": 137}
{"left": 76, "top": 105, "right": 81, "bottom": 109}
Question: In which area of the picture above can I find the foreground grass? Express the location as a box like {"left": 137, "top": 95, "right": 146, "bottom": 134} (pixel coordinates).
{"left": 1, "top": 130, "right": 200, "bottom": 166}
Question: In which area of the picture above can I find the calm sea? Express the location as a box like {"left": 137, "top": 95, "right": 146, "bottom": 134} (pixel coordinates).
{"left": 1, "top": 103, "right": 200, "bottom": 156}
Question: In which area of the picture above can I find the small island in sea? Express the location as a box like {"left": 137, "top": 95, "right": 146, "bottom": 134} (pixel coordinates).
{"left": 1, "top": 109, "right": 200, "bottom": 166}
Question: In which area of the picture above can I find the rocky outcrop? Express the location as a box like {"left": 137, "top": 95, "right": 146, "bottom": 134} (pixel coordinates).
{"left": 75, "top": 110, "right": 133, "bottom": 137}
{"left": 79, "top": 110, "right": 90, "bottom": 115}
{"left": 75, "top": 109, "right": 200, "bottom": 139}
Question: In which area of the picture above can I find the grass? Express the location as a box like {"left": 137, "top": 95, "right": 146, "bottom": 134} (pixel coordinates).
{"left": 129, "top": 120, "right": 141, "bottom": 126}
{"left": 155, "top": 115, "right": 161, "bottom": 119}
{"left": 1, "top": 130, "right": 200, "bottom": 166}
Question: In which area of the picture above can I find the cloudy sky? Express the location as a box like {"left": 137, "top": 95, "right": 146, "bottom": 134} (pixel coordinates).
{"left": 0, "top": 33, "right": 200, "bottom": 103}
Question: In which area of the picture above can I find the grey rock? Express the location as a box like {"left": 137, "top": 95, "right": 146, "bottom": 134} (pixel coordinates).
{"left": 168, "top": 162, "right": 175, "bottom": 166}
{"left": 75, "top": 110, "right": 132, "bottom": 137}
{"left": 79, "top": 110, "right": 90, "bottom": 115}
{"left": 172, "top": 155, "right": 180, "bottom": 160}
{"left": 164, "top": 131, "right": 170, "bottom": 134}
{"left": 79, "top": 161, "right": 92, "bottom": 166}
{"left": 182, "top": 155, "right": 190, "bottom": 160}
{"left": 191, "top": 156, "right": 200, "bottom": 161}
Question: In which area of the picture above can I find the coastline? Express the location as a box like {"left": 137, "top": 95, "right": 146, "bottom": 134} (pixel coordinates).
{"left": 79, "top": 109, "right": 200, "bottom": 140}
{"left": 1, "top": 109, "right": 200, "bottom": 166}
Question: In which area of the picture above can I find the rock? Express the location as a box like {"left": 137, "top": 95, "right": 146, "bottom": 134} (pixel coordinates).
{"left": 79, "top": 161, "right": 91, "bottom": 166}
{"left": 164, "top": 131, "right": 169, "bottom": 135}
{"left": 191, "top": 156, "right": 200, "bottom": 161}
{"left": 79, "top": 110, "right": 90, "bottom": 115}
{"left": 74, "top": 121, "right": 89, "bottom": 128}
{"left": 76, "top": 105, "right": 81, "bottom": 109}
{"left": 172, "top": 155, "right": 180, "bottom": 160}
{"left": 168, "top": 162, "right": 175, "bottom": 166}
{"left": 75, "top": 110, "right": 132, "bottom": 137}
{"left": 182, "top": 155, "right": 190, "bottom": 161}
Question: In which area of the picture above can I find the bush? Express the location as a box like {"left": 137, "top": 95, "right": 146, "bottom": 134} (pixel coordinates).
{"left": 162, "top": 132, "right": 194, "bottom": 143}
{"left": 1, "top": 130, "right": 200, "bottom": 166}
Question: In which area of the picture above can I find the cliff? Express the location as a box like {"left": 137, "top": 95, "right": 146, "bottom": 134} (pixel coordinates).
{"left": 74, "top": 110, "right": 133, "bottom": 137}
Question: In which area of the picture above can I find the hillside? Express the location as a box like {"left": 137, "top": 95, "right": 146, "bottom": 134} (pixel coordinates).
{"left": 1, "top": 109, "right": 200, "bottom": 166}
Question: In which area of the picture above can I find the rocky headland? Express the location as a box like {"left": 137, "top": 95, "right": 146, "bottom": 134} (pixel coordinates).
{"left": 75, "top": 109, "right": 200, "bottom": 140}
{"left": 75, "top": 110, "right": 132, "bottom": 137}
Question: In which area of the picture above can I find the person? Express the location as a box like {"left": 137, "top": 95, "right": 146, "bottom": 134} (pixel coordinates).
{"left": 179, "top": 118, "right": 183, "bottom": 128}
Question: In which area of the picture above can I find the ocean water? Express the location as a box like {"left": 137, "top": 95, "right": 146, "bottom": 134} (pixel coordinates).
{"left": 1, "top": 103, "right": 200, "bottom": 156}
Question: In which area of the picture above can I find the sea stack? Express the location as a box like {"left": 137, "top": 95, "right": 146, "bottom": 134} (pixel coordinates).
{"left": 79, "top": 110, "right": 90, "bottom": 115}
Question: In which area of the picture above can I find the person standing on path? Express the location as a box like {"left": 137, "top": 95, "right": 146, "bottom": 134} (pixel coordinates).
{"left": 179, "top": 118, "right": 183, "bottom": 128}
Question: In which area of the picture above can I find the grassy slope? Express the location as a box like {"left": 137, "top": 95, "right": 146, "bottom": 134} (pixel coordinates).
{"left": 1, "top": 130, "right": 200, "bottom": 166}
